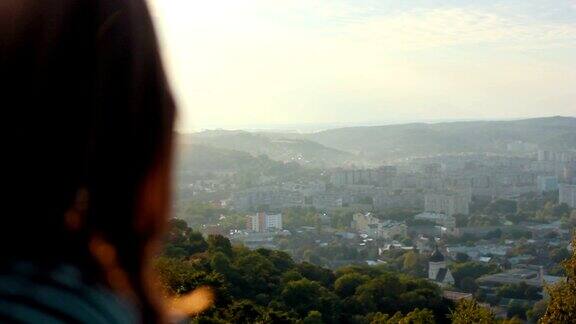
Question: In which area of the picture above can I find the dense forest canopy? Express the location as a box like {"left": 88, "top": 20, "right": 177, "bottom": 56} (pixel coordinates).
{"left": 156, "top": 218, "right": 576, "bottom": 323}
{"left": 158, "top": 219, "right": 455, "bottom": 323}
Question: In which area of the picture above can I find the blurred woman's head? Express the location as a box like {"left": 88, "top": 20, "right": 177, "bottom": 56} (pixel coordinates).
{"left": 2, "top": 0, "right": 175, "bottom": 321}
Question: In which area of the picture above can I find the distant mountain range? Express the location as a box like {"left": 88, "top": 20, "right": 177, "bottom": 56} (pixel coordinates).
{"left": 178, "top": 116, "right": 576, "bottom": 167}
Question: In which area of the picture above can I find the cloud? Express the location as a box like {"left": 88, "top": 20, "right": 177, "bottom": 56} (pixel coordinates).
{"left": 314, "top": 6, "right": 576, "bottom": 51}
{"left": 149, "top": 1, "right": 576, "bottom": 53}
{"left": 148, "top": 0, "right": 576, "bottom": 130}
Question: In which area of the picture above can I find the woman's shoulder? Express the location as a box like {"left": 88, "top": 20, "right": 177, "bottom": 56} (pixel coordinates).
{"left": 0, "top": 262, "right": 140, "bottom": 324}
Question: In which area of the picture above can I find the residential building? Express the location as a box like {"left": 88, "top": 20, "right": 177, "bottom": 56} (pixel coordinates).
{"left": 424, "top": 192, "right": 469, "bottom": 216}
{"left": 559, "top": 183, "right": 576, "bottom": 208}
{"left": 562, "top": 162, "right": 576, "bottom": 184}
{"left": 538, "top": 150, "right": 576, "bottom": 163}
{"left": 564, "top": 162, "right": 576, "bottom": 183}
{"left": 352, "top": 212, "right": 379, "bottom": 232}
{"left": 447, "top": 244, "right": 509, "bottom": 260}
{"left": 230, "top": 231, "right": 279, "bottom": 250}
{"left": 477, "top": 265, "right": 563, "bottom": 289}
{"left": 452, "top": 225, "right": 525, "bottom": 238}
{"left": 246, "top": 212, "right": 283, "bottom": 232}
{"left": 537, "top": 175, "right": 558, "bottom": 193}
{"left": 310, "top": 192, "right": 343, "bottom": 210}
{"left": 330, "top": 169, "right": 382, "bottom": 186}
{"left": 428, "top": 246, "right": 454, "bottom": 286}
{"left": 373, "top": 189, "right": 424, "bottom": 210}
{"left": 231, "top": 186, "right": 304, "bottom": 211}
{"left": 379, "top": 220, "right": 408, "bottom": 240}
{"left": 351, "top": 213, "right": 407, "bottom": 239}
{"left": 422, "top": 163, "right": 442, "bottom": 176}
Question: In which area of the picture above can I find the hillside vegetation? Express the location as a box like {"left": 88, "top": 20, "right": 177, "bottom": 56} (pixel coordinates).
{"left": 302, "top": 116, "right": 576, "bottom": 160}
{"left": 181, "top": 131, "right": 356, "bottom": 167}
{"left": 178, "top": 116, "right": 576, "bottom": 166}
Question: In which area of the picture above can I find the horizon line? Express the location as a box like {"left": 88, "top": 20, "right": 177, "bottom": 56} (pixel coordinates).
{"left": 175, "top": 115, "right": 576, "bottom": 135}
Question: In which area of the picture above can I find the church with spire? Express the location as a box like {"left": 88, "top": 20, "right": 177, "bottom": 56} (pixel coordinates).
{"left": 428, "top": 245, "right": 454, "bottom": 287}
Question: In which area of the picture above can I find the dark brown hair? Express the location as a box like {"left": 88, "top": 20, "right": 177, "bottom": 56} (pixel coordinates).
{"left": 2, "top": 0, "right": 175, "bottom": 322}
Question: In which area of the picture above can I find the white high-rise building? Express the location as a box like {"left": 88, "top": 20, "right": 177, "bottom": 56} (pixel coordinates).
{"left": 266, "top": 213, "right": 283, "bottom": 230}
{"left": 537, "top": 175, "right": 558, "bottom": 193}
{"left": 559, "top": 184, "right": 576, "bottom": 208}
{"left": 424, "top": 192, "right": 469, "bottom": 216}
{"left": 246, "top": 212, "right": 283, "bottom": 232}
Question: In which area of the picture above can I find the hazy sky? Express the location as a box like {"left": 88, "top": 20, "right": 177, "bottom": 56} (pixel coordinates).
{"left": 149, "top": 0, "right": 576, "bottom": 131}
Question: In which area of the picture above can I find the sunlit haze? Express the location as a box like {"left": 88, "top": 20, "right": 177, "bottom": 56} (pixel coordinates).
{"left": 149, "top": 0, "right": 576, "bottom": 131}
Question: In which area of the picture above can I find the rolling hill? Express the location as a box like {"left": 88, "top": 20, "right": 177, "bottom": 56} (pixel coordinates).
{"left": 299, "top": 116, "right": 576, "bottom": 160}
{"left": 179, "top": 130, "right": 357, "bottom": 167}
{"left": 177, "top": 116, "right": 576, "bottom": 167}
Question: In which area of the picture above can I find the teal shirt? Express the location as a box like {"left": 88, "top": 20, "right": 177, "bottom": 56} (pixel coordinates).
{"left": 0, "top": 262, "right": 139, "bottom": 323}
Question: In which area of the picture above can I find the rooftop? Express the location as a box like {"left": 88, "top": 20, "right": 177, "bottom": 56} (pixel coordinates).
{"left": 477, "top": 266, "right": 560, "bottom": 287}
{"left": 430, "top": 245, "right": 445, "bottom": 262}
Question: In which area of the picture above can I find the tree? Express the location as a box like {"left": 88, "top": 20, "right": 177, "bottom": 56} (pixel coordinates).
{"left": 460, "top": 277, "right": 478, "bottom": 293}
{"left": 455, "top": 253, "right": 470, "bottom": 263}
{"left": 506, "top": 300, "right": 529, "bottom": 320}
{"left": 281, "top": 279, "right": 325, "bottom": 316}
{"left": 526, "top": 299, "right": 547, "bottom": 323}
{"left": 234, "top": 252, "right": 276, "bottom": 298}
{"left": 486, "top": 199, "right": 517, "bottom": 214}
{"left": 187, "top": 231, "right": 210, "bottom": 255}
{"left": 304, "top": 249, "right": 322, "bottom": 266}
{"left": 303, "top": 311, "right": 323, "bottom": 324}
{"left": 550, "top": 247, "right": 570, "bottom": 263}
{"left": 496, "top": 282, "right": 540, "bottom": 300}
{"left": 354, "top": 273, "right": 406, "bottom": 314}
{"left": 500, "top": 317, "right": 523, "bottom": 324}
{"left": 402, "top": 251, "right": 419, "bottom": 272}
{"left": 552, "top": 203, "right": 570, "bottom": 218}
{"left": 281, "top": 279, "right": 340, "bottom": 323}
{"left": 402, "top": 238, "right": 413, "bottom": 246}
{"left": 164, "top": 219, "right": 208, "bottom": 257}
{"left": 297, "top": 262, "right": 335, "bottom": 288}
{"left": 450, "top": 262, "right": 499, "bottom": 288}
{"left": 210, "top": 252, "right": 232, "bottom": 278}
{"left": 334, "top": 273, "right": 369, "bottom": 298}
{"left": 541, "top": 236, "right": 576, "bottom": 323}
{"left": 154, "top": 257, "right": 229, "bottom": 305}
{"left": 208, "top": 234, "right": 233, "bottom": 257}
{"left": 449, "top": 299, "right": 495, "bottom": 324}
{"left": 157, "top": 219, "right": 462, "bottom": 323}
{"left": 257, "top": 249, "right": 295, "bottom": 273}
{"left": 181, "top": 201, "right": 227, "bottom": 226}
{"left": 221, "top": 300, "right": 263, "bottom": 324}
{"left": 398, "top": 308, "right": 435, "bottom": 324}
{"left": 282, "top": 270, "right": 303, "bottom": 284}
{"left": 366, "top": 309, "right": 435, "bottom": 324}
{"left": 368, "top": 312, "right": 393, "bottom": 323}
{"left": 164, "top": 245, "right": 188, "bottom": 258}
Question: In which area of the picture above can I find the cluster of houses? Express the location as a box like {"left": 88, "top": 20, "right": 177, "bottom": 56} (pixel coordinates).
{"left": 225, "top": 150, "right": 576, "bottom": 213}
